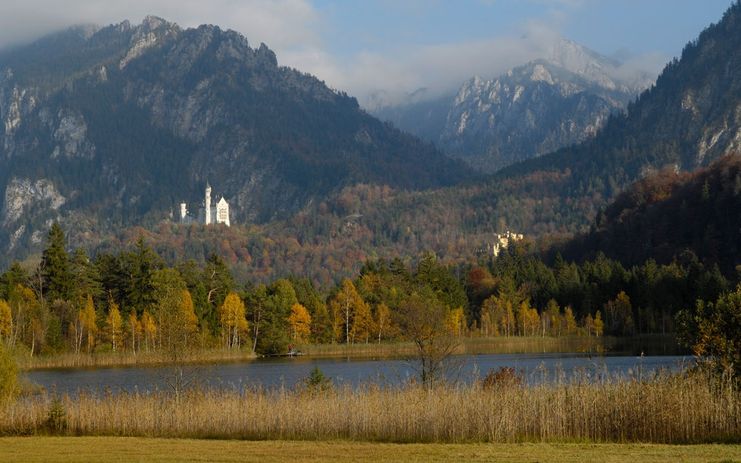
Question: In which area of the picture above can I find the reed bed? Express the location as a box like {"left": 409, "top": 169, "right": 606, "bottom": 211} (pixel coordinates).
{"left": 20, "top": 349, "right": 257, "bottom": 371}
{"left": 299, "top": 335, "right": 625, "bottom": 358}
{"left": 0, "top": 372, "right": 737, "bottom": 443}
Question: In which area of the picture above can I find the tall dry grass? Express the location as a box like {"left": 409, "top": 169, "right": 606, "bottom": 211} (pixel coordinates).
{"left": 299, "top": 335, "right": 644, "bottom": 358}
{"left": 0, "top": 371, "right": 737, "bottom": 443}
{"left": 20, "top": 349, "right": 256, "bottom": 371}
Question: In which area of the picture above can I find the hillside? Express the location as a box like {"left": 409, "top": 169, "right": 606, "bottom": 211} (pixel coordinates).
{"left": 556, "top": 154, "right": 741, "bottom": 275}
{"left": 0, "top": 17, "right": 472, "bottom": 260}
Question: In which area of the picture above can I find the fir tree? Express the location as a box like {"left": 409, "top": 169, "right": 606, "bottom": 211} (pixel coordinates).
{"left": 41, "top": 223, "right": 73, "bottom": 303}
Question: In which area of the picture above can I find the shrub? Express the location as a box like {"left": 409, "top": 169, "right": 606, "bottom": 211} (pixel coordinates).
{"left": 304, "top": 366, "right": 332, "bottom": 393}
{"left": 45, "top": 397, "right": 68, "bottom": 434}
{"left": 481, "top": 367, "right": 523, "bottom": 390}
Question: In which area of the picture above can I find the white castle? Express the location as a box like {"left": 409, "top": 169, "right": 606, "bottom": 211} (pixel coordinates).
{"left": 478, "top": 230, "right": 524, "bottom": 257}
{"left": 179, "top": 184, "right": 230, "bottom": 226}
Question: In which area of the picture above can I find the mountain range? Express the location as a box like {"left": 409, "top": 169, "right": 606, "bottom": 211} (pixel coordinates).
{"left": 0, "top": 16, "right": 471, "bottom": 257}
{"left": 1, "top": 1, "right": 741, "bottom": 284}
{"left": 374, "top": 39, "right": 654, "bottom": 172}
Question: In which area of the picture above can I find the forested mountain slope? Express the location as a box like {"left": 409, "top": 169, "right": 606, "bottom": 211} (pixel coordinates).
{"left": 504, "top": 1, "right": 741, "bottom": 192}
{"left": 0, "top": 17, "right": 472, "bottom": 260}
{"left": 556, "top": 154, "right": 741, "bottom": 275}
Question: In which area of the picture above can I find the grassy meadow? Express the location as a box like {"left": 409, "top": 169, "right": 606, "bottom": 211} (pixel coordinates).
{"left": 1, "top": 438, "right": 740, "bottom": 463}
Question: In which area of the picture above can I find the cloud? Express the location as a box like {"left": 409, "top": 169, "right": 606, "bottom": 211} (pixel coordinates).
{"left": 0, "top": 0, "right": 321, "bottom": 53}
{"left": 0, "top": 0, "right": 664, "bottom": 109}
{"left": 286, "top": 19, "right": 568, "bottom": 109}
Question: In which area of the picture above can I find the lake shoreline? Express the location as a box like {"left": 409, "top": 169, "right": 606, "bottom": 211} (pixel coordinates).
{"left": 17, "top": 334, "right": 681, "bottom": 372}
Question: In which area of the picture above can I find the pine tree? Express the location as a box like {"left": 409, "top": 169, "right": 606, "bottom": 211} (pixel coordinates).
{"left": 0, "top": 262, "right": 28, "bottom": 301}
{"left": 256, "top": 280, "right": 297, "bottom": 355}
{"left": 203, "top": 253, "right": 234, "bottom": 332}
{"left": 70, "top": 249, "right": 102, "bottom": 306}
{"left": 41, "top": 223, "right": 73, "bottom": 302}
{"left": 123, "top": 237, "right": 162, "bottom": 315}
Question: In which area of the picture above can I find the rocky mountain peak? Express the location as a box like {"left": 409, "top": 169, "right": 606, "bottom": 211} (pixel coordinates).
{"left": 438, "top": 43, "right": 646, "bottom": 172}
{"left": 141, "top": 15, "right": 170, "bottom": 32}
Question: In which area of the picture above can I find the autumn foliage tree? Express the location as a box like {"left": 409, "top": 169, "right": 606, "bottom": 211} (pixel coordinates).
{"left": 76, "top": 295, "right": 98, "bottom": 353}
{"left": 105, "top": 301, "right": 123, "bottom": 352}
{"left": 677, "top": 284, "right": 741, "bottom": 377}
{"left": 330, "top": 279, "right": 367, "bottom": 344}
{"left": 0, "top": 300, "right": 11, "bottom": 344}
{"left": 288, "top": 303, "right": 311, "bottom": 343}
{"left": 219, "top": 292, "right": 248, "bottom": 349}
{"left": 396, "top": 289, "right": 460, "bottom": 387}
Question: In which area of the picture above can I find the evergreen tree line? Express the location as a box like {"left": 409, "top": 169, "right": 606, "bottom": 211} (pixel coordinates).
{"left": 0, "top": 224, "right": 737, "bottom": 358}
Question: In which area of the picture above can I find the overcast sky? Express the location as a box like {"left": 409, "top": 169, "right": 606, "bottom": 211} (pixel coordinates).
{"left": 0, "top": 0, "right": 733, "bottom": 106}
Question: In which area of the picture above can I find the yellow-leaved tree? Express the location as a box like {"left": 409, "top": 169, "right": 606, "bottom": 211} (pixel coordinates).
{"left": 375, "top": 303, "right": 392, "bottom": 343}
{"left": 446, "top": 307, "right": 466, "bottom": 337}
{"left": 287, "top": 303, "right": 311, "bottom": 343}
{"left": 329, "top": 279, "right": 367, "bottom": 344}
{"left": 78, "top": 295, "right": 98, "bottom": 353}
{"left": 219, "top": 292, "right": 248, "bottom": 349}
{"left": 105, "top": 301, "right": 123, "bottom": 352}
{"left": 141, "top": 311, "right": 157, "bottom": 351}
{"left": 0, "top": 299, "right": 11, "bottom": 343}
{"left": 594, "top": 310, "right": 605, "bottom": 337}
{"left": 563, "top": 306, "right": 578, "bottom": 335}
{"left": 179, "top": 289, "right": 198, "bottom": 346}
{"left": 351, "top": 298, "right": 375, "bottom": 343}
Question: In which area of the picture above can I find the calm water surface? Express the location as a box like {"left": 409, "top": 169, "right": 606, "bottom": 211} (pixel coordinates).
{"left": 25, "top": 353, "right": 692, "bottom": 395}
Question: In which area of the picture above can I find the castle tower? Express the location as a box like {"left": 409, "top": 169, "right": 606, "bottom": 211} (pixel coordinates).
{"left": 204, "top": 184, "right": 212, "bottom": 225}
{"left": 179, "top": 202, "right": 188, "bottom": 222}
{"left": 216, "top": 197, "right": 230, "bottom": 226}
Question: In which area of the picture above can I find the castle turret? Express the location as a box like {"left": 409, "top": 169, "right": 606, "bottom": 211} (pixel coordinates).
{"left": 180, "top": 202, "right": 188, "bottom": 221}
{"left": 204, "top": 184, "right": 212, "bottom": 225}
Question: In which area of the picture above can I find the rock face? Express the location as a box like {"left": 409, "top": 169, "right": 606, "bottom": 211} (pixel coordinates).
{"left": 375, "top": 39, "right": 654, "bottom": 173}
{"left": 0, "top": 17, "right": 471, "bottom": 260}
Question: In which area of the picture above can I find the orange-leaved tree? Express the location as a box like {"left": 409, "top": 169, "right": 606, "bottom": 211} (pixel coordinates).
{"left": 288, "top": 303, "right": 311, "bottom": 343}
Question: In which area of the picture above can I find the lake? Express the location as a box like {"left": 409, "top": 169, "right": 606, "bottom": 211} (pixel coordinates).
{"left": 25, "top": 352, "right": 693, "bottom": 395}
